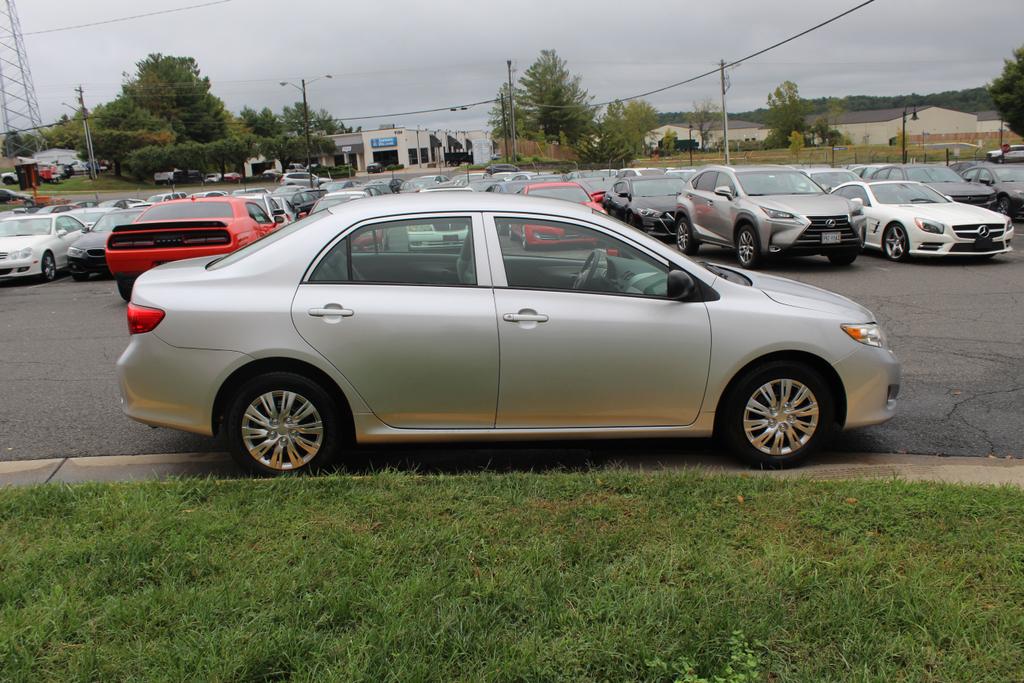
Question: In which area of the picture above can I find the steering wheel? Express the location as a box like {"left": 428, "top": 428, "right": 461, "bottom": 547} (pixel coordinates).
{"left": 572, "top": 249, "right": 610, "bottom": 290}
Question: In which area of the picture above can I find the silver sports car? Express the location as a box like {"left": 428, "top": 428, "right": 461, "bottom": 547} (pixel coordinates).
{"left": 117, "top": 193, "right": 900, "bottom": 475}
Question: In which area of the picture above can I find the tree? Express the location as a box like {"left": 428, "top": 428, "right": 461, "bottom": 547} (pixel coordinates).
{"left": 621, "top": 100, "right": 659, "bottom": 154}
{"left": 90, "top": 128, "right": 174, "bottom": 177}
{"left": 573, "top": 102, "right": 634, "bottom": 165}
{"left": 517, "top": 49, "right": 594, "bottom": 143}
{"left": 687, "top": 99, "right": 720, "bottom": 150}
{"left": 121, "top": 53, "right": 230, "bottom": 143}
{"left": 280, "top": 102, "right": 348, "bottom": 137}
{"left": 38, "top": 115, "right": 82, "bottom": 150}
{"left": 257, "top": 135, "right": 301, "bottom": 169}
{"left": 207, "top": 135, "right": 258, "bottom": 175}
{"left": 788, "top": 130, "right": 805, "bottom": 157}
{"left": 239, "top": 106, "right": 282, "bottom": 138}
{"left": 487, "top": 82, "right": 528, "bottom": 142}
{"left": 990, "top": 45, "right": 1024, "bottom": 136}
{"left": 765, "top": 81, "right": 811, "bottom": 148}
{"left": 660, "top": 129, "right": 678, "bottom": 154}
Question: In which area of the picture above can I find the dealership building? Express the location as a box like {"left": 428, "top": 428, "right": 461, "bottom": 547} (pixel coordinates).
{"left": 316, "top": 127, "right": 490, "bottom": 171}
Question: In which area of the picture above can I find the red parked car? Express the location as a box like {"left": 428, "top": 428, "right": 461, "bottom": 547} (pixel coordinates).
{"left": 106, "top": 197, "right": 280, "bottom": 301}
{"left": 512, "top": 182, "right": 607, "bottom": 249}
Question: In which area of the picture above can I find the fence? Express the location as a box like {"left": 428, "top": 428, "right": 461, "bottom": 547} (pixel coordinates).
{"left": 494, "top": 139, "right": 577, "bottom": 162}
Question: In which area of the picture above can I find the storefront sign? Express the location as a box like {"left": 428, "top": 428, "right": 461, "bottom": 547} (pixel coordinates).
{"left": 371, "top": 137, "right": 398, "bottom": 148}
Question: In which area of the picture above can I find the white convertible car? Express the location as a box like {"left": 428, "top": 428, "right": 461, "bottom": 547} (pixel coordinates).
{"left": 0, "top": 213, "right": 86, "bottom": 282}
{"left": 832, "top": 180, "right": 1013, "bottom": 261}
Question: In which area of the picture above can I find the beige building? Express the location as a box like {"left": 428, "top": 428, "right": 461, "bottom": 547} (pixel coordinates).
{"left": 976, "top": 110, "right": 1009, "bottom": 135}
{"left": 647, "top": 119, "right": 769, "bottom": 150}
{"left": 826, "top": 106, "right": 977, "bottom": 146}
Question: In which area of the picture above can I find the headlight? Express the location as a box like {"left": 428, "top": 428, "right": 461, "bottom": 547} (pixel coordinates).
{"left": 9, "top": 246, "right": 32, "bottom": 260}
{"left": 637, "top": 208, "right": 658, "bottom": 217}
{"left": 842, "top": 323, "right": 888, "bottom": 349}
{"left": 913, "top": 218, "right": 945, "bottom": 234}
{"left": 67, "top": 246, "right": 84, "bottom": 257}
{"left": 760, "top": 206, "right": 797, "bottom": 220}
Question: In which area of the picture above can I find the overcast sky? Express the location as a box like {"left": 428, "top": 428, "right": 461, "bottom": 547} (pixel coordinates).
{"left": 19, "top": 0, "right": 1022, "bottom": 133}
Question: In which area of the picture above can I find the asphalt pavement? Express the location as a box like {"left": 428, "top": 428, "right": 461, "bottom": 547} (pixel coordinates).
{"left": 1, "top": 231, "right": 1021, "bottom": 463}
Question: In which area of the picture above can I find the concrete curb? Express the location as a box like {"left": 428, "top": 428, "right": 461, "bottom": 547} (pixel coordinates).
{"left": 1, "top": 451, "right": 1023, "bottom": 487}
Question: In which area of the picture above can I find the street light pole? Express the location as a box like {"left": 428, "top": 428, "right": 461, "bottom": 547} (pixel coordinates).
{"left": 688, "top": 124, "right": 693, "bottom": 166}
{"left": 901, "top": 106, "right": 918, "bottom": 164}
{"left": 280, "top": 75, "right": 332, "bottom": 188}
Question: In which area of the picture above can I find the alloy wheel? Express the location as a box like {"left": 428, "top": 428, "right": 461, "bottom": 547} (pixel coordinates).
{"left": 41, "top": 253, "right": 55, "bottom": 281}
{"left": 884, "top": 225, "right": 907, "bottom": 260}
{"left": 241, "top": 390, "right": 323, "bottom": 471}
{"left": 676, "top": 221, "right": 689, "bottom": 251}
{"left": 737, "top": 230, "right": 756, "bottom": 265}
{"left": 742, "top": 379, "right": 819, "bottom": 456}
{"left": 997, "top": 196, "right": 1011, "bottom": 216}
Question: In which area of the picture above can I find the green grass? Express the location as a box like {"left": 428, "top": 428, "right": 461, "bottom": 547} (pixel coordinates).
{"left": 46, "top": 175, "right": 152, "bottom": 193}
{"left": 2, "top": 471, "right": 1023, "bottom": 681}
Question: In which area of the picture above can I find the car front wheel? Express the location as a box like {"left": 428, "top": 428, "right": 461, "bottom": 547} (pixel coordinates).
{"left": 226, "top": 372, "right": 340, "bottom": 476}
{"left": 882, "top": 223, "right": 909, "bottom": 262}
{"left": 735, "top": 224, "right": 763, "bottom": 269}
{"left": 720, "top": 361, "right": 835, "bottom": 469}
{"left": 675, "top": 214, "right": 699, "bottom": 255}
{"left": 38, "top": 252, "right": 56, "bottom": 283}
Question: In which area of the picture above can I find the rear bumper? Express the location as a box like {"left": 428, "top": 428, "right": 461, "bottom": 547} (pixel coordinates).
{"left": 106, "top": 244, "right": 236, "bottom": 279}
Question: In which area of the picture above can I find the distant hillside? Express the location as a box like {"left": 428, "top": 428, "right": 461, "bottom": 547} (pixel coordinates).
{"left": 657, "top": 86, "right": 994, "bottom": 125}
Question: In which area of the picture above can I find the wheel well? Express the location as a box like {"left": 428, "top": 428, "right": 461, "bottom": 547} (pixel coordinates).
{"left": 713, "top": 350, "right": 847, "bottom": 432}
{"left": 211, "top": 357, "right": 355, "bottom": 439}
{"left": 733, "top": 218, "right": 754, "bottom": 242}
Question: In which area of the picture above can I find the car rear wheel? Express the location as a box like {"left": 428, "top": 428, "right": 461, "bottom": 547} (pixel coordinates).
{"left": 38, "top": 252, "right": 56, "bottom": 283}
{"left": 882, "top": 223, "right": 909, "bottom": 262}
{"left": 719, "top": 361, "right": 835, "bottom": 469}
{"left": 996, "top": 195, "right": 1012, "bottom": 216}
{"left": 226, "top": 372, "right": 340, "bottom": 476}
{"left": 675, "top": 214, "right": 699, "bottom": 255}
{"left": 735, "top": 224, "right": 762, "bottom": 269}
{"left": 116, "top": 278, "right": 134, "bottom": 302}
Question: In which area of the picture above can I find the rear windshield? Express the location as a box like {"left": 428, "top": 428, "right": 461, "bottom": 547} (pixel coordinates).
{"left": 138, "top": 202, "right": 234, "bottom": 221}
{"left": 91, "top": 210, "right": 144, "bottom": 232}
{"left": 528, "top": 186, "right": 590, "bottom": 202}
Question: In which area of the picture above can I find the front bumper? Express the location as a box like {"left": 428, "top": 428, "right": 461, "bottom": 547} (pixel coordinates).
{"left": 765, "top": 215, "right": 864, "bottom": 255}
{"left": 638, "top": 212, "right": 676, "bottom": 237}
{"left": 117, "top": 332, "right": 249, "bottom": 436}
{"left": 909, "top": 225, "right": 1014, "bottom": 257}
{"left": 834, "top": 344, "right": 901, "bottom": 430}
{"left": 0, "top": 256, "right": 39, "bottom": 279}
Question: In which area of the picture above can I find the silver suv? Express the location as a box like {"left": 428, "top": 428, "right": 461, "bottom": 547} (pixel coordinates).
{"left": 674, "top": 165, "right": 865, "bottom": 268}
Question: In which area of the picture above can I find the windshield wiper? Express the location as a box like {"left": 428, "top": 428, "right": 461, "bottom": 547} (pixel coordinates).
{"left": 909, "top": 198, "right": 934, "bottom": 203}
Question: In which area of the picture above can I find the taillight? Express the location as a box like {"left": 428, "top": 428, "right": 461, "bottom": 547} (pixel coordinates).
{"left": 127, "top": 303, "right": 165, "bottom": 334}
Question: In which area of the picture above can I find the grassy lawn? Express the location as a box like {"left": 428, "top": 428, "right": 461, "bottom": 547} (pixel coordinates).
{"left": 2, "top": 472, "right": 1023, "bottom": 682}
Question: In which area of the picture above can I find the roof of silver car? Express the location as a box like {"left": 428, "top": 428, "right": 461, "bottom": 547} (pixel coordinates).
{"left": 324, "top": 190, "right": 601, "bottom": 222}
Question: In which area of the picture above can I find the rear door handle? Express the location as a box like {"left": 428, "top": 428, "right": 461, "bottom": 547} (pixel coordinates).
{"left": 503, "top": 312, "right": 549, "bottom": 323}
{"left": 308, "top": 306, "right": 354, "bottom": 318}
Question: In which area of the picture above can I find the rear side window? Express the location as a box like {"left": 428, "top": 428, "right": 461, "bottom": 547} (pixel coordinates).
{"left": 140, "top": 202, "right": 234, "bottom": 221}
{"left": 247, "top": 203, "right": 271, "bottom": 223}
{"left": 309, "top": 217, "right": 476, "bottom": 286}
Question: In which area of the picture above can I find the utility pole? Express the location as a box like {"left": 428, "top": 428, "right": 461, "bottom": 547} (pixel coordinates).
{"left": 507, "top": 60, "right": 517, "bottom": 164}
{"left": 499, "top": 91, "right": 510, "bottom": 161}
{"left": 301, "top": 78, "right": 315, "bottom": 187}
{"left": 76, "top": 85, "right": 97, "bottom": 180}
{"left": 719, "top": 60, "right": 730, "bottom": 165}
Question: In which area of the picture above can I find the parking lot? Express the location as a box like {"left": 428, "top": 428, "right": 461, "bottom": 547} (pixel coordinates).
{"left": 2, "top": 233, "right": 1021, "bottom": 465}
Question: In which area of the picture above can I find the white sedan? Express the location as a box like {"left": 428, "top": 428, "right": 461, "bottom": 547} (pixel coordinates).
{"left": 832, "top": 180, "right": 1014, "bottom": 261}
{"left": 0, "top": 213, "right": 86, "bottom": 282}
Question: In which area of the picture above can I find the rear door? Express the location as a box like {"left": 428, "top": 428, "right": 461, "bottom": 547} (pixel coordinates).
{"left": 291, "top": 213, "right": 499, "bottom": 429}
{"left": 484, "top": 213, "right": 711, "bottom": 428}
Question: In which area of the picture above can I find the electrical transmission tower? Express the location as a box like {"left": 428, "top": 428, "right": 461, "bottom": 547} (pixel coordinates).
{"left": 0, "top": 0, "right": 41, "bottom": 158}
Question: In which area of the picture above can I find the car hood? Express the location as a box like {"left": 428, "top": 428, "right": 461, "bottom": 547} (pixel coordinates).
{"left": 924, "top": 181, "right": 994, "bottom": 197}
{"left": 0, "top": 234, "right": 50, "bottom": 251}
{"left": 752, "top": 194, "right": 854, "bottom": 216}
{"left": 74, "top": 231, "right": 111, "bottom": 249}
{"left": 883, "top": 202, "right": 1007, "bottom": 224}
{"left": 720, "top": 265, "right": 874, "bottom": 320}
{"left": 630, "top": 196, "right": 677, "bottom": 211}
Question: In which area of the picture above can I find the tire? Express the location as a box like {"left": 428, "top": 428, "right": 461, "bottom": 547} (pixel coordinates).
{"left": 996, "top": 195, "right": 1012, "bottom": 216}
{"left": 71, "top": 272, "right": 90, "bottom": 282}
{"left": 735, "top": 224, "right": 763, "bottom": 269}
{"left": 521, "top": 228, "right": 532, "bottom": 251}
{"left": 38, "top": 252, "right": 56, "bottom": 283}
{"left": 675, "top": 214, "right": 700, "bottom": 255}
{"left": 226, "top": 371, "right": 341, "bottom": 476}
{"left": 827, "top": 250, "right": 858, "bottom": 266}
{"left": 882, "top": 223, "right": 910, "bottom": 262}
{"left": 116, "top": 278, "right": 133, "bottom": 302}
{"left": 719, "top": 360, "right": 836, "bottom": 469}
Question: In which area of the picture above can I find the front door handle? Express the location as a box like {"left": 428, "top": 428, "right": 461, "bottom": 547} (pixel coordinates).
{"left": 503, "top": 312, "right": 549, "bottom": 323}
{"left": 308, "top": 305, "right": 354, "bottom": 318}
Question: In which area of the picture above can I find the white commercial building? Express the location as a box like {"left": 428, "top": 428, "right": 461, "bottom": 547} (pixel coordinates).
{"left": 318, "top": 127, "right": 488, "bottom": 171}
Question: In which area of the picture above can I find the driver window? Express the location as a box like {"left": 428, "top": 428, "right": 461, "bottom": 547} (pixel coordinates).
{"left": 309, "top": 217, "right": 475, "bottom": 286}
{"left": 494, "top": 217, "right": 668, "bottom": 298}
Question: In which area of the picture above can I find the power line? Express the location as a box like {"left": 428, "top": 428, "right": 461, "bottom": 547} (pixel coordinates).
{"left": 23, "top": 0, "right": 233, "bottom": 36}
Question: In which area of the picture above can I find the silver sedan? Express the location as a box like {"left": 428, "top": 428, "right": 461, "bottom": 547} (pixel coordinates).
{"left": 117, "top": 193, "right": 900, "bottom": 475}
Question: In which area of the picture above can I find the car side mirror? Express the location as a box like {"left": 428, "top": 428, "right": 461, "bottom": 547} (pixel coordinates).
{"left": 714, "top": 186, "right": 734, "bottom": 200}
{"left": 274, "top": 215, "right": 285, "bottom": 224}
{"left": 667, "top": 269, "right": 696, "bottom": 301}
{"left": 57, "top": 229, "right": 67, "bottom": 237}
{"left": 850, "top": 198, "right": 863, "bottom": 210}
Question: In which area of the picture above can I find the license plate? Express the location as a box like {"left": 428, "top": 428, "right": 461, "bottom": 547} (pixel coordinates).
{"left": 821, "top": 231, "right": 842, "bottom": 245}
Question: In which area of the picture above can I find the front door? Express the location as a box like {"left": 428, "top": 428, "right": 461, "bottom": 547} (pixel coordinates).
{"left": 486, "top": 214, "right": 712, "bottom": 428}
{"left": 291, "top": 214, "right": 499, "bottom": 428}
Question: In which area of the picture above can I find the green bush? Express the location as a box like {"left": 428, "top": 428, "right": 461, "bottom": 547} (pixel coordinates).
{"left": 385, "top": 164, "right": 405, "bottom": 171}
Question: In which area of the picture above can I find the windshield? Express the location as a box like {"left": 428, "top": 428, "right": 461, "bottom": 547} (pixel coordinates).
{"left": 905, "top": 167, "right": 963, "bottom": 183}
{"left": 139, "top": 201, "right": 234, "bottom": 221}
{"left": 994, "top": 168, "right": 1024, "bottom": 182}
{"left": 632, "top": 178, "right": 686, "bottom": 197}
{"left": 810, "top": 171, "right": 858, "bottom": 188}
{"left": 402, "top": 179, "right": 433, "bottom": 191}
{"left": 91, "top": 210, "right": 144, "bottom": 232}
{"left": 528, "top": 185, "right": 590, "bottom": 202}
{"left": 0, "top": 218, "right": 50, "bottom": 236}
{"left": 322, "top": 182, "right": 354, "bottom": 192}
{"left": 73, "top": 211, "right": 109, "bottom": 224}
{"left": 208, "top": 212, "right": 330, "bottom": 269}
{"left": 737, "top": 171, "right": 824, "bottom": 196}
{"left": 665, "top": 170, "right": 695, "bottom": 180}
{"left": 312, "top": 195, "right": 360, "bottom": 213}
{"left": 872, "top": 182, "right": 949, "bottom": 204}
